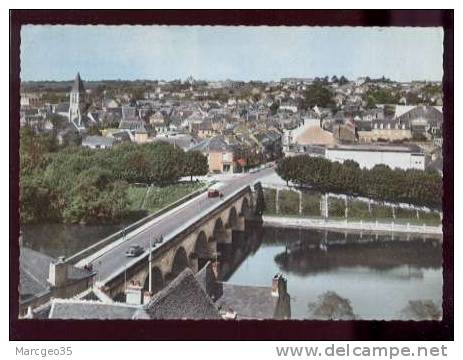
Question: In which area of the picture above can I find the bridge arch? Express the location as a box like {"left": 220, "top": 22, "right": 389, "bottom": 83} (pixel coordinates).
{"left": 228, "top": 206, "right": 239, "bottom": 230}
{"left": 241, "top": 196, "right": 251, "bottom": 218}
{"left": 194, "top": 231, "right": 210, "bottom": 257}
{"left": 143, "top": 266, "right": 164, "bottom": 294}
{"left": 213, "top": 217, "right": 227, "bottom": 243}
{"left": 194, "top": 231, "right": 213, "bottom": 271}
{"left": 170, "top": 246, "right": 189, "bottom": 279}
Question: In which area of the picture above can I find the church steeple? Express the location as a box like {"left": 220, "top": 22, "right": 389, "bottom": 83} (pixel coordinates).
{"left": 72, "top": 72, "right": 85, "bottom": 94}
{"left": 69, "top": 72, "right": 86, "bottom": 128}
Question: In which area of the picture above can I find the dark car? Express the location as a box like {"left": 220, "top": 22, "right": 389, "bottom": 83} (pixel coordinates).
{"left": 125, "top": 245, "right": 144, "bottom": 257}
{"left": 207, "top": 187, "right": 220, "bottom": 198}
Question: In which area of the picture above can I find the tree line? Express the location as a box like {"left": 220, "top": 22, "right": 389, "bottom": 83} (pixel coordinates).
{"left": 276, "top": 155, "right": 442, "bottom": 210}
{"left": 20, "top": 128, "right": 208, "bottom": 224}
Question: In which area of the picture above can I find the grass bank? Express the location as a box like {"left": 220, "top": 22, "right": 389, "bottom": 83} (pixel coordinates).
{"left": 127, "top": 181, "right": 206, "bottom": 214}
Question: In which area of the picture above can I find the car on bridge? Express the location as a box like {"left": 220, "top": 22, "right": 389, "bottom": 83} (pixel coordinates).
{"left": 207, "top": 187, "right": 220, "bottom": 198}
{"left": 125, "top": 245, "right": 144, "bottom": 257}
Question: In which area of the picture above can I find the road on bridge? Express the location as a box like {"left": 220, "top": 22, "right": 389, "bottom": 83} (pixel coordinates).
{"left": 79, "top": 167, "right": 275, "bottom": 285}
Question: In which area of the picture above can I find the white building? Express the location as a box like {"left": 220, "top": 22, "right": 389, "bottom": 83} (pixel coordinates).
{"left": 325, "top": 144, "right": 426, "bottom": 171}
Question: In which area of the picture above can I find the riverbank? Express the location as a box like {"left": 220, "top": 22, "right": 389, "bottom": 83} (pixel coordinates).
{"left": 262, "top": 215, "right": 443, "bottom": 236}
{"left": 22, "top": 182, "right": 212, "bottom": 260}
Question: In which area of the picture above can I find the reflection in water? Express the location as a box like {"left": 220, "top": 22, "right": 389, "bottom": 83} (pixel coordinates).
{"left": 222, "top": 226, "right": 442, "bottom": 320}
{"left": 21, "top": 223, "right": 125, "bottom": 258}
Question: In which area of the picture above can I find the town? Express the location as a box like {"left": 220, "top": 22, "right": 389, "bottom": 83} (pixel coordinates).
{"left": 21, "top": 73, "right": 443, "bottom": 174}
{"left": 19, "top": 72, "right": 444, "bottom": 321}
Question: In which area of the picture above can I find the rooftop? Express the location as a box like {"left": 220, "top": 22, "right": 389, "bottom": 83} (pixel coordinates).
{"left": 327, "top": 143, "right": 423, "bottom": 153}
{"left": 48, "top": 299, "right": 149, "bottom": 320}
{"left": 145, "top": 268, "right": 221, "bottom": 320}
{"left": 215, "top": 283, "right": 278, "bottom": 320}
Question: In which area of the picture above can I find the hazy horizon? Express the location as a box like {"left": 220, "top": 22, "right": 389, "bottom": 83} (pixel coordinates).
{"left": 21, "top": 25, "right": 444, "bottom": 82}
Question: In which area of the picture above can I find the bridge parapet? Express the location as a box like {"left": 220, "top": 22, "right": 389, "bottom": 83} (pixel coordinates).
{"left": 101, "top": 183, "right": 258, "bottom": 296}
{"left": 66, "top": 184, "right": 210, "bottom": 265}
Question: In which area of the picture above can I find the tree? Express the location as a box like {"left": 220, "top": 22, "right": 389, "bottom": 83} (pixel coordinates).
{"left": 275, "top": 155, "right": 442, "bottom": 210}
{"left": 184, "top": 151, "right": 208, "bottom": 181}
{"left": 339, "top": 76, "right": 349, "bottom": 86}
{"left": 270, "top": 101, "right": 279, "bottom": 115}
{"left": 300, "top": 84, "right": 335, "bottom": 110}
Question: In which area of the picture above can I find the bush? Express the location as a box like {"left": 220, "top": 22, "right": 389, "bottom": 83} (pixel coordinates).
{"left": 395, "top": 207, "right": 418, "bottom": 219}
{"left": 279, "top": 190, "right": 300, "bottom": 215}
{"left": 370, "top": 203, "right": 393, "bottom": 219}
{"left": 301, "top": 191, "right": 321, "bottom": 216}
{"left": 418, "top": 211, "right": 442, "bottom": 226}
{"left": 328, "top": 197, "right": 346, "bottom": 218}
{"left": 348, "top": 199, "right": 371, "bottom": 219}
{"left": 263, "top": 188, "right": 277, "bottom": 215}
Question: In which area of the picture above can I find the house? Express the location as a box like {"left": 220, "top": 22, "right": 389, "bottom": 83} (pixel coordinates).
{"left": 333, "top": 117, "right": 356, "bottom": 143}
{"left": 19, "top": 247, "right": 94, "bottom": 316}
{"left": 44, "top": 299, "right": 150, "bottom": 320}
{"left": 395, "top": 105, "right": 443, "bottom": 139}
{"left": 190, "top": 135, "right": 237, "bottom": 173}
{"left": 149, "top": 111, "right": 168, "bottom": 133}
{"left": 20, "top": 92, "right": 42, "bottom": 108}
{"left": 253, "top": 129, "right": 282, "bottom": 161}
{"left": 134, "top": 123, "right": 150, "bottom": 144}
{"left": 82, "top": 135, "right": 115, "bottom": 149}
{"left": 215, "top": 273, "right": 291, "bottom": 320}
{"left": 53, "top": 102, "right": 70, "bottom": 118}
{"left": 285, "top": 118, "right": 336, "bottom": 153}
{"left": 325, "top": 144, "right": 426, "bottom": 170}
{"left": 195, "top": 120, "right": 217, "bottom": 139}
{"left": 154, "top": 133, "right": 199, "bottom": 151}
{"left": 145, "top": 268, "right": 221, "bottom": 320}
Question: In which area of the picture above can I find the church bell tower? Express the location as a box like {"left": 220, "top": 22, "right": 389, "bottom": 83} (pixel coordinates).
{"left": 69, "top": 72, "right": 86, "bottom": 127}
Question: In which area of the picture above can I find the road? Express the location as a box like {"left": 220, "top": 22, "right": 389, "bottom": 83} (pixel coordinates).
{"left": 79, "top": 167, "right": 275, "bottom": 284}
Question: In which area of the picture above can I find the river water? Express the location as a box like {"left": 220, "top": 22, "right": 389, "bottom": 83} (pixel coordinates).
{"left": 222, "top": 226, "right": 442, "bottom": 320}
{"left": 21, "top": 223, "right": 442, "bottom": 320}
{"left": 21, "top": 223, "right": 124, "bottom": 258}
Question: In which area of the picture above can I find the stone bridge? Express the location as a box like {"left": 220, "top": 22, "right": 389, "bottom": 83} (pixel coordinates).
{"left": 102, "top": 186, "right": 256, "bottom": 300}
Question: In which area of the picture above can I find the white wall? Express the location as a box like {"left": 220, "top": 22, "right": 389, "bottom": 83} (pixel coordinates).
{"left": 325, "top": 149, "right": 425, "bottom": 170}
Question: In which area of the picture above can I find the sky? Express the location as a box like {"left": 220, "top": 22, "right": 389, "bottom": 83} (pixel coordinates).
{"left": 20, "top": 25, "right": 444, "bottom": 82}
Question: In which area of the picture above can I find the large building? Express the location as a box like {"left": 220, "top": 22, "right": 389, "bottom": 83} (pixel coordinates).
{"left": 190, "top": 135, "right": 237, "bottom": 173}
{"left": 325, "top": 144, "right": 426, "bottom": 170}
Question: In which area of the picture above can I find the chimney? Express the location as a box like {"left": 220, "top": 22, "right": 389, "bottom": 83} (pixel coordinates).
{"left": 143, "top": 291, "right": 152, "bottom": 305}
{"left": 125, "top": 281, "right": 143, "bottom": 305}
{"left": 48, "top": 256, "right": 68, "bottom": 288}
{"left": 271, "top": 273, "right": 287, "bottom": 298}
